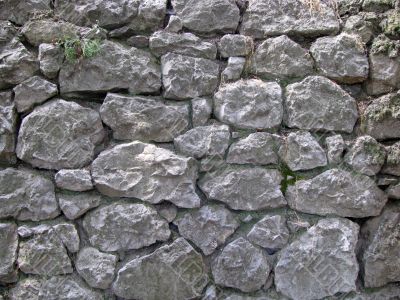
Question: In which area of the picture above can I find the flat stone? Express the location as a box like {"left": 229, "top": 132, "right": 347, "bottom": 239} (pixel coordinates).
{"left": 0, "top": 223, "right": 18, "bottom": 281}
{"left": 82, "top": 202, "right": 170, "bottom": 252}
{"left": 91, "top": 141, "right": 200, "bottom": 208}
{"left": 192, "top": 97, "right": 212, "bottom": 127}
{"left": 325, "top": 134, "right": 345, "bottom": 165}
{"left": 212, "top": 237, "right": 270, "bottom": 292}
{"left": 8, "top": 277, "right": 42, "bottom": 300}
{"left": 199, "top": 167, "right": 286, "bottom": 211}
{"left": 218, "top": 34, "right": 253, "bottom": 58}
{"left": 174, "top": 205, "right": 239, "bottom": 255}
{"left": 55, "top": 169, "right": 93, "bottom": 192}
{"left": 286, "top": 169, "right": 388, "bottom": 218}
{"left": 16, "top": 99, "right": 104, "bottom": 170}
{"left": 113, "top": 238, "right": 209, "bottom": 300}
{"left": 161, "top": 53, "right": 219, "bottom": 100}
{"left": 38, "top": 43, "right": 64, "bottom": 79}
{"left": 214, "top": 79, "right": 283, "bottom": 129}
{"left": 387, "top": 182, "right": 400, "bottom": 199}
{"left": 58, "top": 192, "right": 101, "bottom": 220}
{"left": 0, "top": 91, "right": 17, "bottom": 164}
{"left": 100, "top": 93, "right": 189, "bottom": 142}
{"left": 275, "top": 218, "right": 359, "bottom": 300}
{"left": 221, "top": 57, "right": 246, "bottom": 82}
{"left": 382, "top": 142, "right": 400, "bottom": 176}
{"left": 284, "top": 76, "right": 358, "bottom": 133}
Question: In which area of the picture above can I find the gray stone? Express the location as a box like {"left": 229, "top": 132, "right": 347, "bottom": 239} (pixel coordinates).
{"left": 172, "top": 0, "right": 240, "bottom": 34}
{"left": 192, "top": 97, "right": 212, "bottom": 127}
{"left": 286, "top": 169, "right": 388, "bottom": 218}
{"left": 0, "top": 168, "right": 59, "bottom": 221}
{"left": 16, "top": 99, "right": 104, "bottom": 170}
{"left": 0, "top": 91, "right": 17, "bottom": 164}
{"left": 13, "top": 76, "right": 58, "bottom": 113}
{"left": 83, "top": 202, "right": 170, "bottom": 252}
{"left": 126, "top": 0, "right": 167, "bottom": 34}
{"left": 126, "top": 35, "right": 150, "bottom": 48}
{"left": 100, "top": 93, "right": 189, "bottom": 142}
{"left": 247, "top": 215, "right": 289, "bottom": 250}
{"left": 382, "top": 142, "right": 400, "bottom": 175}
{"left": 344, "top": 136, "right": 386, "bottom": 176}
{"left": 344, "top": 14, "right": 376, "bottom": 44}
{"left": 58, "top": 192, "right": 101, "bottom": 220}
{"left": 174, "top": 205, "right": 239, "bottom": 255}
{"left": 149, "top": 31, "right": 217, "bottom": 59}
{"left": 113, "top": 238, "right": 208, "bottom": 300}
{"left": 212, "top": 237, "right": 270, "bottom": 292}
{"left": 9, "top": 277, "right": 42, "bottom": 300}
{"left": 240, "top": 0, "right": 339, "bottom": 38}
{"left": 199, "top": 167, "right": 286, "bottom": 211}
{"left": 325, "top": 134, "right": 345, "bottom": 165}
{"left": 174, "top": 124, "right": 230, "bottom": 159}
{"left": 227, "top": 132, "right": 282, "bottom": 165}
{"left": 218, "top": 34, "right": 253, "bottom": 58}
{"left": 52, "top": 223, "right": 80, "bottom": 253}
{"left": 38, "top": 43, "right": 64, "bottom": 79}
{"left": 275, "top": 218, "right": 359, "bottom": 300}
{"left": 91, "top": 142, "right": 200, "bottom": 208}
{"left": 222, "top": 57, "right": 246, "bottom": 82}
{"left": 337, "top": 0, "right": 363, "bottom": 15}
{"left": 55, "top": 169, "right": 93, "bottom": 192}
{"left": 200, "top": 156, "right": 226, "bottom": 173}
{"left": 0, "top": 223, "right": 17, "bottom": 281}
{"left": 202, "top": 285, "right": 217, "bottom": 300}
{"left": 362, "top": 0, "right": 395, "bottom": 12}
{"left": 278, "top": 131, "right": 327, "bottom": 171}
{"left": 76, "top": 247, "right": 117, "bottom": 289}
{"left": 249, "top": 35, "right": 314, "bottom": 80}
{"left": 155, "top": 203, "right": 177, "bottom": 222}
{"left": 310, "top": 33, "right": 369, "bottom": 84}
{"left": 161, "top": 53, "right": 219, "bottom": 100}
{"left": 0, "top": 0, "right": 51, "bottom": 25}
{"left": 284, "top": 76, "right": 358, "bottom": 133}
{"left": 343, "top": 283, "right": 400, "bottom": 300}
{"left": 165, "top": 15, "right": 183, "bottom": 32}
{"left": 0, "top": 21, "right": 17, "bottom": 49}
{"left": 387, "top": 182, "right": 400, "bottom": 199}
{"left": 214, "top": 79, "right": 283, "bottom": 129}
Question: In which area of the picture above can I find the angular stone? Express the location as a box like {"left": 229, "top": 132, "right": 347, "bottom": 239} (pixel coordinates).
{"left": 174, "top": 205, "right": 239, "bottom": 255}
{"left": 284, "top": 76, "right": 358, "bottom": 133}
{"left": 249, "top": 35, "right": 314, "bottom": 80}
{"left": 172, "top": 0, "right": 240, "bottom": 34}
{"left": 214, "top": 79, "right": 283, "bottom": 129}
{"left": 0, "top": 21, "right": 17, "bottom": 49}
{"left": 83, "top": 202, "right": 170, "bottom": 252}
{"left": 387, "top": 182, "right": 400, "bottom": 199}
{"left": 382, "top": 142, "right": 400, "bottom": 176}
{"left": 240, "top": 0, "right": 339, "bottom": 38}
{"left": 222, "top": 57, "right": 246, "bottom": 82}
{"left": 0, "top": 0, "right": 51, "bottom": 25}
{"left": 279, "top": 131, "right": 327, "bottom": 171}
{"left": 275, "top": 218, "right": 359, "bottom": 300}
{"left": 0, "top": 91, "right": 17, "bottom": 164}
{"left": 149, "top": 31, "right": 217, "bottom": 59}
{"left": 286, "top": 169, "right": 388, "bottom": 218}
{"left": 38, "top": 43, "right": 64, "bottom": 79}
{"left": 0, "top": 223, "right": 17, "bottom": 280}
{"left": 218, "top": 34, "right": 253, "bottom": 58}
{"left": 212, "top": 237, "right": 270, "bottom": 292}
{"left": 58, "top": 192, "right": 101, "bottom": 220}
{"left": 155, "top": 203, "right": 178, "bottom": 222}
{"left": 247, "top": 215, "right": 290, "bottom": 250}
{"left": 91, "top": 142, "right": 200, "bottom": 208}
{"left": 0, "top": 168, "right": 59, "bottom": 221}
{"left": 8, "top": 277, "right": 42, "bottom": 300}
{"left": 100, "top": 93, "right": 189, "bottom": 142}
{"left": 52, "top": 223, "right": 80, "bottom": 253}
{"left": 325, "top": 134, "right": 345, "bottom": 165}
{"left": 199, "top": 167, "right": 286, "bottom": 211}
{"left": 16, "top": 99, "right": 104, "bottom": 170}
{"left": 362, "top": 0, "right": 395, "bottom": 12}
{"left": 337, "top": 0, "right": 363, "bottom": 15}
{"left": 125, "top": 0, "right": 167, "bottom": 34}
{"left": 161, "top": 53, "right": 219, "bottom": 100}
{"left": 192, "top": 97, "right": 212, "bottom": 127}
{"left": 310, "top": 33, "right": 369, "bottom": 83}
{"left": 55, "top": 169, "right": 93, "bottom": 192}
{"left": 174, "top": 124, "right": 230, "bottom": 159}
{"left": 76, "top": 247, "right": 117, "bottom": 289}
{"left": 344, "top": 14, "right": 376, "bottom": 44}
{"left": 165, "top": 15, "right": 183, "bottom": 32}
{"left": 227, "top": 132, "right": 282, "bottom": 165}
{"left": 113, "top": 238, "right": 208, "bottom": 300}
{"left": 13, "top": 76, "right": 58, "bottom": 113}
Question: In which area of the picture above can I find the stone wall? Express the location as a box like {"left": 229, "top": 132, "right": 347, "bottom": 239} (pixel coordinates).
{"left": 0, "top": 0, "right": 400, "bottom": 299}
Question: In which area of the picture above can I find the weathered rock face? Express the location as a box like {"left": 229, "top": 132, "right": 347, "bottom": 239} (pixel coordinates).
{"left": 382, "top": 142, "right": 400, "bottom": 176}
{"left": 100, "top": 93, "right": 189, "bottom": 142}
{"left": 249, "top": 35, "right": 314, "bottom": 80}
{"left": 0, "top": 168, "right": 59, "bottom": 221}
{"left": 16, "top": 99, "right": 104, "bottom": 170}
{"left": 286, "top": 169, "right": 388, "bottom": 218}
{"left": 284, "top": 76, "right": 358, "bottom": 133}
{"left": 0, "top": 91, "right": 17, "bottom": 164}
{"left": 113, "top": 238, "right": 209, "bottom": 300}
{"left": 161, "top": 53, "right": 219, "bottom": 100}
{"left": 38, "top": 43, "right": 64, "bottom": 79}
{"left": 8, "top": 277, "right": 42, "bottom": 300}
{"left": 55, "top": 169, "right": 93, "bottom": 192}
{"left": 91, "top": 141, "right": 200, "bottom": 207}
{"left": 275, "top": 218, "right": 359, "bottom": 300}
{"left": 0, "top": 0, "right": 51, "bottom": 25}
{"left": 58, "top": 192, "right": 101, "bottom": 220}
{"left": 325, "top": 134, "right": 345, "bottom": 165}
{"left": 174, "top": 205, "right": 239, "bottom": 255}
{"left": 218, "top": 34, "right": 253, "bottom": 58}
{"left": 343, "top": 14, "right": 376, "bottom": 44}
{"left": 240, "top": 0, "right": 339, "bottom": 38}
{"left": 212, "top": 237, "right": 270, "bottom": 292}
{"left": 0, "top": 223, "right": 18, "bottom": 281}
{"left": 82, "top": 202, "right": 170, "bottom": 252}
{"left": 192, "top": 97, "right": 212, "bottom": 127}
{"left": 214, "top": 79, "right": 283, "bottom": 129}
{"left": 199, "top": 167, "right": 286, "bottom": 211}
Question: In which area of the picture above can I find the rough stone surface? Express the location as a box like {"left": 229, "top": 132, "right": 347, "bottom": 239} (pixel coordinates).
{"left": 91, "top": 141, "right": 200, "bottom": 208}
{"left": 214, "top": 79, "right": 283, "bottom": 129}
{"left": 53, "top": 223, "right": 80, "bottom": 253}
{"left": 0, "top": 223, "right": 18, "bottom": 280}
{"left": 16, "top": 99, "right": 104, "bottom": 170}
{"left": 284, "top": 76, "right": 358, "bottom": 133}
{"left": 55, "top": 169, "right": 93, "bottom": 192}
{"left": 38, "top": 43, "right": 64, "bottom": 79}
{"left": 100, "top": 93, "right": 189, "bottom": 142}
{"left": 382, "top": 142, "right": 400, "bottom": 176}
{"left": 192, "top": 97, "right": 212, "bottom": 127}
{"left": 165, "top": 15, "right": 183, "bottom": 32}
{"left": 286, "top": 169, "right": 388, "bottom": 218}
{"left": 199, "top": 167, "right": 286, "bottom": 211}
{"left": 275, "top": 218, "right": 359, "bottom": 300}
{"left": 222, "top": 57, "right": 246, "bottom": 81}
{"left": 344, "top": 14, "right": 376, "bottom": 44}
{"left": 174, "top": 205, "right": 239, "bottom": 255}
{"left": 0, "top": 0, "right": 51, "bottom": 25}
{"left": 326, "top": 134, "right": 345, "bottom": 165}
{"left": 387, "top": 182, "right": 400, "bottom": 199}
{"left": 362, "top": 0, "right": 395, "bottom": 12}
{"left": 218, "top": 34, "right": 253, "bottom": 58}
{"left": 82, "top": 202, "right": 170, "bottom": 252}
{"left": 0, "top": 21, "right": 17, "bottom": 49}
{"left": 113, "top": 238, "right": 209, "bottom": 300}
{"left": 0, "top": 91, "right": 17, "bottom": 164}
{"left": 58, "top": 192, "right": 101, "bottom": 220}
{"left": 8, "top": 277, "right": 42, "bottom": 300}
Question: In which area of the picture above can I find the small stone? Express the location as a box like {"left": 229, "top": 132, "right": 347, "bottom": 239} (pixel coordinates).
{"left": 13, "top": 76, "right": 58, "bottom": 113}
{"left": 387, "top": 182, "right": 400, "bottom": 199}
{"left": 344, "top": 14, "right": 376, "bottom": 44}
{"left": 192, "top": 97, "right": 212, "bottom": 127}
{"left": 0, "top": 223, "right": 18, "bottom": 281}
{"left": 58, "top": 192, "right": 101, "bottom": 220}
{"left": 218, "top": 34, "right": 253, "bottom": 58}
{"left": 362, "top": 0, "right": 395, "bottom": 12}
{"left": 8, "top": 277, "right": 42, "bottom": 300}
{"left": 174, "top": 205, "right": 239, "bottom": 255}
{"left": 337, "top": 0, "right": 363, "bottom": 15}
{"left": 212, "top": 237, "right": 270, "bottom": 292}
{"left": 382, "top": 142, "right": 400, "bottom": 175}
{"left": 202, "top": 285, "right": 217, "bottom": 300}
{"left": 126, "top": 0, "right": 167, "bottom": 34}
{"left": 52, "top": 223, "right": 80, "bottom": 253}
{"left": 55, "top": 169, "right": 93, "bottom": 192}
{"left": 200, "top": 156, "right": 225, "bottom": 173}
{"left": 155, "top": 203, "right": 177, "bottom": 222}
{"left": 126, "top": 35, "right": 150, "bottom": 48}
{"left": 325, "top": 134, "right": 345, "bottom": 165}
{"left": 0, "top": 21, "right": 17, "bottom": 48}
{"left": 0, "top": 91, "right": 17, "bottom": 164}
{"left": 221, "top": 57, "right": 246, "bottom": 82}
{"left": 38, "top": 43, "right": 64, "bottom": 79}
{"left": 76, "top": 247, "right": 117, "bottom": 290}
{"left": 165, "top": 15, "right": 183, "bottom": 32}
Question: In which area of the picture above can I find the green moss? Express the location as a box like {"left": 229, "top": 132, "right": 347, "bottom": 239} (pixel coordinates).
{"left": 370, "top": 34, "right": 400, "bottom": 57}
{"left": 366, "top": 94, "right": 400, "bottom": 122}
{"left": 278, "top": 162, "right": 304, "bottom": 193}
{"left": 58, "top": 37, "right": 101, "bottom": 63}
{"left": 383, "top": 11, "right": 400, "bottom": 36}
{"left": 364, "top": 141, "right": 386, "bottom": 163}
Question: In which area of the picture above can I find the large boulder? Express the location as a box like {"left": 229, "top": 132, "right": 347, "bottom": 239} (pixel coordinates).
{"left": 0, "top": 223, "right": 18, "bottom": 282}
{"left": 0, "top": 91, "right": 17, "bottom": 164}
{"left": 16, "top": 99, "right": 104, "bottom": 170}
{"left": 91, "top": 142, "right": 200, "bottom": 208}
